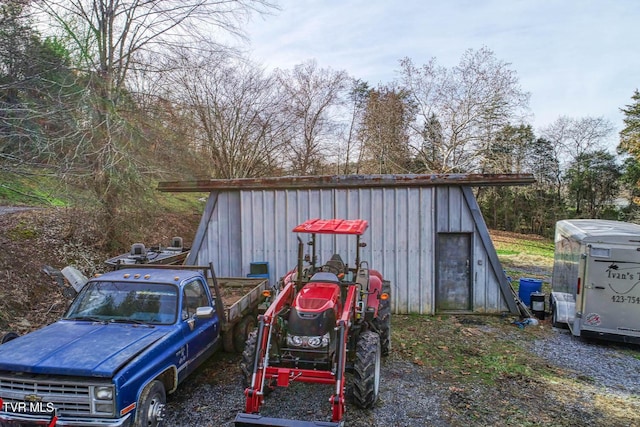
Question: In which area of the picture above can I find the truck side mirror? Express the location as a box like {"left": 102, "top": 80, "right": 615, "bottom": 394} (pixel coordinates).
{"left": 195, "top": 306, "right": 214, "bottom": 319}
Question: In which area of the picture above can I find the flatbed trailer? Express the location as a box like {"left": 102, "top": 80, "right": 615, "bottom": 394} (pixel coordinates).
{"left": 214, "top": 276, "right": 271, "bottom": 352}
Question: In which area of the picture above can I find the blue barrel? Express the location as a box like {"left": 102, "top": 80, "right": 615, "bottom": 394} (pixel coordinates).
{"left": 518, "top": 278, "right": 543, "bottom": 306}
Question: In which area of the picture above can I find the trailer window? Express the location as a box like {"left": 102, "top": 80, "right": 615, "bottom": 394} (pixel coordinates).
{"left": 591, "top": 247, "right": 610, "bottom": 258}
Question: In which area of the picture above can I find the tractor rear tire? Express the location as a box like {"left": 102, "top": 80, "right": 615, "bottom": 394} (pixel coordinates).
{"left": 374, "top": 281, "right": 391, "bottom": 356}
{"left": 352, "top": 331, "right": 381, "bottom": 409}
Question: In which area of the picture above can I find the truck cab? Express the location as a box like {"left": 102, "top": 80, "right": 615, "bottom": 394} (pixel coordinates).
{"left": 0, "top": 267, "right": 219, "bottom": 426}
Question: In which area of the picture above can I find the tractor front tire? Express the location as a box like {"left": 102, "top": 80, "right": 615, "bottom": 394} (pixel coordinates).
{"left": 352, "top": 331, "right": 381, "bottom": 409}
{"left": 240, "top": 329, "right": 273, "bottom": 395}
{"left": 240, "top": 330, "right": 258, "bottom": 388}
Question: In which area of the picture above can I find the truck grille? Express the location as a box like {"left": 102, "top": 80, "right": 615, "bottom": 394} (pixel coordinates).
{"left": 0, "top": 373, "right": 96, "bottom": 416}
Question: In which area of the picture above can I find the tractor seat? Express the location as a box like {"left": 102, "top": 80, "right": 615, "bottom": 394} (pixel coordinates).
{"left": 324, "top": 254, "right": 346, "bottom": 275}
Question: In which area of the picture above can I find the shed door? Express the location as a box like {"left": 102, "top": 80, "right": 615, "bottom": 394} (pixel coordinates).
{"left": 436, "top": 233, "right": 472, "bottom": 312}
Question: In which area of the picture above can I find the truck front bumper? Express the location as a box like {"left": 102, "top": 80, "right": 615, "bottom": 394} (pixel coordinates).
{"left": 0, "top": 412, "right": 131, "bottom": 426}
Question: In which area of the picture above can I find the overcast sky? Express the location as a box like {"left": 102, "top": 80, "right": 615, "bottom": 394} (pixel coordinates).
{"left": 244, "top": 0, "right": 639, "bottom": 139}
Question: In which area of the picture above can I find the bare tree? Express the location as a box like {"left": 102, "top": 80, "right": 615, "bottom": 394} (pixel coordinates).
{"left": 399, "top": 47, "right": 530, "bottom": 173}
{"left": 0, "top": 1, "right": 78, "bottom": 174}
{"left": 34, "top": 0, "right": 274, "bottom": 245}
{"left": 334, "top": 79, "right": 368, "bottom": 174}
{"left": 540, "top": 115, "right": 614, "bottom": 166}
{"left": 276, "top": 60, "right": 349, "bottom": 175}
{"left": 172, "top": 53, "right": 288, "bottom": 178}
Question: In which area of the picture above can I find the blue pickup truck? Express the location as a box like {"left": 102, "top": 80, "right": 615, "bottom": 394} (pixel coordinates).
{"left": 0, "top": 265, "right": 268, "bottom": 426}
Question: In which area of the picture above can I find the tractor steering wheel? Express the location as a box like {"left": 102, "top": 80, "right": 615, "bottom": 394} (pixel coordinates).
{"left": 320, "top": 264, "right": 340, "bottom": 275}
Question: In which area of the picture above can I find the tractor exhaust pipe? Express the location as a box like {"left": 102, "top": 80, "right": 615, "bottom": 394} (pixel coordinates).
{"left": 296, "top": 237, "right": 304, "bottom": 292}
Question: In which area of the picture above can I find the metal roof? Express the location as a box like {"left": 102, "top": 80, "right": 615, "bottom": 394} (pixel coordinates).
{"left": 556, "top": 219, "right": 640, "bottom": 243}
{"left": 158, "top": 173, "right": 536, "bottom": 192}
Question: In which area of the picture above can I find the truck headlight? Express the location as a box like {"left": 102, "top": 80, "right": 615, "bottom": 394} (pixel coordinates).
{"left": 94, "top": 386, "right": 114, "bottom": 400}
{"left": 91, "top": 385, "right": 115, "bottom": 416}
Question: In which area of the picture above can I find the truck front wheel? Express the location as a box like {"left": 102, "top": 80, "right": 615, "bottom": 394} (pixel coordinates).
{"left": 135, "top": 380, "right": 166, "bottom": 427}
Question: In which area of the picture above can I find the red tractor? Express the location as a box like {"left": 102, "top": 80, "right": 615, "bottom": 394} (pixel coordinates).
{"left": 235, "top": 219, "right": 391, "bottom": 427}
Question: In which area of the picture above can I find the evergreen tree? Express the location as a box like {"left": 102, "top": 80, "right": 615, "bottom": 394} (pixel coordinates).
{"left": 619, "top": 90, "right": 640, "bottom": 158}
{"left": 565, "top": 150, "right": 621, "bottom": 218}
{"left": 0, "top": 1, "right": 75, "bottom": 169}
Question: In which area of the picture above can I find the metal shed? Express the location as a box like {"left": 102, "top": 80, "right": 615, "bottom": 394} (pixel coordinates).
{"left": 158, "top": 174, "right": 535, "bottom": 315}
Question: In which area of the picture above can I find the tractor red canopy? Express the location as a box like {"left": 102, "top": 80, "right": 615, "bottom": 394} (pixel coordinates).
{"left": 292, "top": 218, "right": 368, "bottom": 235}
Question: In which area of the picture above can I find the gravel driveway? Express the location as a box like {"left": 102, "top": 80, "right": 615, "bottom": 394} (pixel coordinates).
{"left": 163, "top": 325, "right": 640, "bottom": 427}
{"left": 164, "top": 354, "right": 449, "bottom": 427}
{"left": 531, "top": 328, "right": 640, "bottom": 396}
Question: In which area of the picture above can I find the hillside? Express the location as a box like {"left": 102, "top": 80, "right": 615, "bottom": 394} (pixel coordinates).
{"left": 0, "top": 207, "right": 200, "bottom": 336}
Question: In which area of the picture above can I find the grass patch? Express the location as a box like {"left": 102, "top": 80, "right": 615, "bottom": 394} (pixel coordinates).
{"left": 7, "top": 221, "right": 40, "bottom": 240}
{"left": 490, "top": 231, "right": 555, "bottom": 258}
{"left": 392, "top": 314, "right": 552, "bottom": 386}
{"left": 0, "top": 172, "right": 69, "bottom": 207}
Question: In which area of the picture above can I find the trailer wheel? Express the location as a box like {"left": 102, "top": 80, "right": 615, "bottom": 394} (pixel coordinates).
{"left": 134, "top": 380, "right": 166, "bottom": 427}
{"left": 352, "top": 331, "right": 381, "bottom": 409}
{"left": 234, "top": 315, "right": 256, "bottom": 353}
{"left": 222, "top": 330, "right": 235, "bottom": 353}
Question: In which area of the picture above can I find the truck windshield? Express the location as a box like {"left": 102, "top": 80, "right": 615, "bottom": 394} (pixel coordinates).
{"left": 64, "top": 281, "right": 178, "bottom": 325}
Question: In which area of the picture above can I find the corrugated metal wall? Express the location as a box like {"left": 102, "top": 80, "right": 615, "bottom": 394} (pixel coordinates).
{"left": 191, "top": 186, "right": 511, "bottom": 314}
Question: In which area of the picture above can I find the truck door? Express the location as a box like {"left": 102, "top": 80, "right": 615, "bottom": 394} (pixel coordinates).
{"left": 179, "top": 279, "right": 219, "bottom": 378}
{"left": 583, "top": 245, "right": 640, "bottom": 337}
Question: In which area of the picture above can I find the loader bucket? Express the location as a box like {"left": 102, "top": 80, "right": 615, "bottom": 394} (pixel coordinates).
{"left": 234, "top": 413, "right": 341, "bottom": 427}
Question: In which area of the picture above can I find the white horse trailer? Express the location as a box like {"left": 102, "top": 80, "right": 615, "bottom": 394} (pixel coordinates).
{"left": 551, "top": 219, "right": 640, "bottom": 343}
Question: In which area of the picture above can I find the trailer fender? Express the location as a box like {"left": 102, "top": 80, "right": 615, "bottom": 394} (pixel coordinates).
{"left": 550, "top": 292, "right": 575, "bottom": 327}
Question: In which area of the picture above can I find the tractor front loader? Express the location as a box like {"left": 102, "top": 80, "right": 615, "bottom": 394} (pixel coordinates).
{"left": 235, "top": 219, "right": 391, "bottom": 427}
